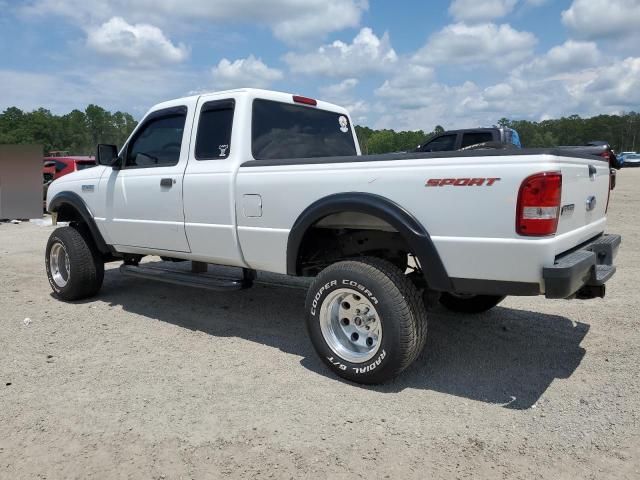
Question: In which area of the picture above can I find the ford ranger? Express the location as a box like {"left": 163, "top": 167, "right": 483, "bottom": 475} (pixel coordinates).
{"left": 45, "top": 89, "right": 621, "bottom": 384}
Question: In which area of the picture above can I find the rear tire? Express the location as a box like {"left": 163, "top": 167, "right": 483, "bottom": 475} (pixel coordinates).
{"left": 439, "top": 293, "right": 505, "bottom": 314}
{"left": 45, "top": 226, "right": 104, "bottom": 301}
{"left": 305, "top": 257, "right": 427, "bottom": 384}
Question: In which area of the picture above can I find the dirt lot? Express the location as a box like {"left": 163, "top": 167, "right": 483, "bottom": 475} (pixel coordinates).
{"left": 1, "top": 170, "right": 639, "bottom": 480}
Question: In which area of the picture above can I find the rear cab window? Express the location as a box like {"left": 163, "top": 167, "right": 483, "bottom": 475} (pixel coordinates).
{"left": 461, "top": 132, "right": 494, "bottom": 148}
{"left": 252, "top": 99, "right": 357, "bottom": 160}
{"left": 195, "top": 99, "right": 235, "bottom": 160}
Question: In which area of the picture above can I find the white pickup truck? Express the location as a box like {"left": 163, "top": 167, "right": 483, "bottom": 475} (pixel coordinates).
{"left": 45, "top": 88, "right": 620, "bottom": 384}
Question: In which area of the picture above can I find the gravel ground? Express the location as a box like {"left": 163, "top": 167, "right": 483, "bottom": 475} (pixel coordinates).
{"left": 1, "top": 170, "right": 639, "bottom": 479}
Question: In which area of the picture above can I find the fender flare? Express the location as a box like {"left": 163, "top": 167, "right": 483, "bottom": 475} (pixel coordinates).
{"left": 48, "top": 191, "right": 111, "bottom": 255}
{"left": 286, "top": 192, "right": 452, "bottom": 291}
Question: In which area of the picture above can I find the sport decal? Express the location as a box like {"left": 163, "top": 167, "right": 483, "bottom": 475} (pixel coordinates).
{"left": 425, "top": 178, "right": 501, "bottom": 187}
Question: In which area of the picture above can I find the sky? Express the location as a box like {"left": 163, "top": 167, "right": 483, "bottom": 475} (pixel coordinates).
{"left": 1, "top": 0, "right": 640, "bottom": 131}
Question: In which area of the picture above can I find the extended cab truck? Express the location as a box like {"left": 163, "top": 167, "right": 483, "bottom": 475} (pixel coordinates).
{"left": 45, "top": 89, "right": 621, "bottom": 384}
{"left": 416, "top": 127, "right": 522, "bottom": 152}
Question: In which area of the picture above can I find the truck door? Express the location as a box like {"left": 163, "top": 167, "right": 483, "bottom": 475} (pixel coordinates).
{"left": 181, "top": 95, "right": 246, "bottom": 267}
{"left": 100, "top": 104, "right": 192, "bottom": 252}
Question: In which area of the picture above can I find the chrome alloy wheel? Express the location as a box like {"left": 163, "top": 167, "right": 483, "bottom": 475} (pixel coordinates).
{"left": 319, "top": 288, "right": 382, "bottom": 363}
{"left": 49, "top": 242, "right": 70, "bottom": 288}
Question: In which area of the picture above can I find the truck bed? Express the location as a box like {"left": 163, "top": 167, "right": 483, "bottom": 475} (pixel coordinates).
{"left": 236, "top": 149, "right": 612, "bottom": 293}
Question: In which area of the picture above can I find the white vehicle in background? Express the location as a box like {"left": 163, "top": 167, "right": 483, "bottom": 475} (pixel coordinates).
{"left": 621, "top": 153, "right": 640, "bottom": 167}
{"left": 45, "top": 88, "right": 621, "bottom": 384}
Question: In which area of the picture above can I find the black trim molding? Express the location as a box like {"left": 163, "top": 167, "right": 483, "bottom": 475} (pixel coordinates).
{"left": 48, "top": 191, "right": 111, "bottom": 255}
{"left": 450, "top": 278, "right": 540, "bottom": 296}
{"left": 286, "top": 192, "right": 452, "bottom": 291}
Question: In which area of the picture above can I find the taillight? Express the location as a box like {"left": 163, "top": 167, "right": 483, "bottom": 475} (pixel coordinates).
{"left": 516, "top": 171, "right": 562, "bottom": 236}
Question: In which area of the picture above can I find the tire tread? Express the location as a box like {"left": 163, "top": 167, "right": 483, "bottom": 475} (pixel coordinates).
{"left": 307, "top": 257, "right": 427, "bottom": 383}
{"left": 46, "top": 226, "right": 104, "bottom": 301}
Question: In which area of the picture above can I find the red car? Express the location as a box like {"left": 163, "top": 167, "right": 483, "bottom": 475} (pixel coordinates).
{"left": 43, "top": 155, "right": 96, "bottom": 210}
{"left": 43, "top": 155, "right": 96, "bottom": 182}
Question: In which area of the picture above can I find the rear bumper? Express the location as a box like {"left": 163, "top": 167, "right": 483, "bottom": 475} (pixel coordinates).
{"left": 543, "top": 234, "right": 621, "bottom": 299}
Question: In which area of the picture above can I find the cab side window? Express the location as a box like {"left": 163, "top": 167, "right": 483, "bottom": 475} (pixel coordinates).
{"left": 421, "top": 134, "right": 457, "bottom": 152}
{"left": 126, "top": 109, "right": 187, "bottom": 168}
{"left": 195, "top": 99, "right": 235, "bottom": 160}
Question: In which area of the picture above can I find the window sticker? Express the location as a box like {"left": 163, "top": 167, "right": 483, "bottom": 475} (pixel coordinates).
{"left": 338, "top": 116, "right": 349, "bottom": 133}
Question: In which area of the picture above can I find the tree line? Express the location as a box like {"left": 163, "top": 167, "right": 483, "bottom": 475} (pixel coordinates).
{"left": 356, "top": 112, "right": 640, "bottom": 154}
{"left": 1, "top": 105, "right": 639, "bottom": 156}
{"left": 0, "top": 106, "right": 137, "bottom": 156}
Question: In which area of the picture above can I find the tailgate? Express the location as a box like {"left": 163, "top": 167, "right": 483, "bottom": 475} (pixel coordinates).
{"left": 556, "top": 159, "right": 610, "bottom": 236}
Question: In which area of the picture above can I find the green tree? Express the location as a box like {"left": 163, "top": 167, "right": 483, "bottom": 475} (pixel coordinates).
{"left": 2, "top": 104, "right": 640, "bottom": 157}
{"left": 367, "top": 130, "right": 398, "bottom": 154}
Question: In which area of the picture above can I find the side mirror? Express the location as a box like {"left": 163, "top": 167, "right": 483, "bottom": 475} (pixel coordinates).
{"left": 97, "top": 144, "right": 120, "bottom": 168}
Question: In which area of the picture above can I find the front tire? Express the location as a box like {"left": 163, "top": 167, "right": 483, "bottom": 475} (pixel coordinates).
{"left": 305, "top": 257, "right": 427, "bottom": 384}
{"left": 439, "top": 293, "right": 505, "bottom": 314}
{"left": 45, "top": 226, "right": 104, "bottom": 301}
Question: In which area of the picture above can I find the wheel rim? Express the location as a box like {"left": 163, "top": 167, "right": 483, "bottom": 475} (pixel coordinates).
{"left": 50, "top": 242, "right": 70, "bottom": 288}
{"left": 319, "top": 288, "right": 382, "bottom": 364}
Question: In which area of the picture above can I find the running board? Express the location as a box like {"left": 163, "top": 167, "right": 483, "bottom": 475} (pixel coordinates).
{"left": 119, "top": 264, "right": 253, "bottom": 291}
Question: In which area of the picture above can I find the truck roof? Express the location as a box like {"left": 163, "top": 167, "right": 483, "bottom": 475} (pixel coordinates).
{"left": 146, "top": 88, "right": 349, "bottom": 119}
{"left": 438, "top": 127, "right": 500, "bottom": 134}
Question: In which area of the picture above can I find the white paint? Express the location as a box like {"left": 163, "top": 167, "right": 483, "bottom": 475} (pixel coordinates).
{"left": 46, "top": 88, "right": 611, "bottom": 292}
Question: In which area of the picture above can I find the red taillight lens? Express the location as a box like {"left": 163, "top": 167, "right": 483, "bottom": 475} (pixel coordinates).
{"left": 292, "top": 95, "right": 317, "bottom": 106}
{"left": 516, "top": 171, "right": 562, "bottom": 236}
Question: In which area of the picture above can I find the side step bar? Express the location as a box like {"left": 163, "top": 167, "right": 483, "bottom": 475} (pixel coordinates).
{"left": 119, "top": 264, "right": 255, "bottom": 291}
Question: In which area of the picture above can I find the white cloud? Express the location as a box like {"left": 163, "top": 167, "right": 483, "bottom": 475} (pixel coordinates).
{"left": 0, "top": 67, "right": 197, "bottom": 117}
{"left": 373, "top": 63, "right": 572, "bottom": 130}
{"left": 319, "top": 78, "right": 369, "bottom": 123}
{"left": 515, "top": 40, "right": 601, "bottom": 78}
{"left": 414, "top": 22, "right": 537, "bottom": 69}
{"left": 375, "top": 65, "right": 437, "bottom": 109}
{"left": 373, "top": 31, "right": 640, "bottom": 133}
{"left": 87, "top": 17, "right": 188, "bottom": 64}
{"left": 449, "top": 0, "right": 517, "bottom": 22}
{"left": 580, "top": 57, "right": 640, "bottom": 109}
{"left": 320, "top": 78, "right": 360, "bottom": 97}
{"left": 284, "top": 28, "right": 398, "bottom": 77}
{"left": 21, "top": 0, "right": 368, "bottom": 43}
{"left": 211, "top": 55, "right": 283, "bottom": 89}
{"left": 269, "top": 1, "right": 367, "bottom": 43}
{"left": 562, "top": 0, "right": 640, "bottom": 40}
{"left": 375, "top": 70, "right": 482, "bottom": 129}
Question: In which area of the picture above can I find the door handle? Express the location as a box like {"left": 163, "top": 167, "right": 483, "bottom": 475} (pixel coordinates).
{"left": 160, "top": 178, "right": 175, "bottom": 187}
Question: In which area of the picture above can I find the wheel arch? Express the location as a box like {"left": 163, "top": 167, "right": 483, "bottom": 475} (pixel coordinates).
{"left": 48, "top": 191, "right": 111, "bottom": 255}
{"left": 286, "top": 192, "right": 452, "bottom": 291}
